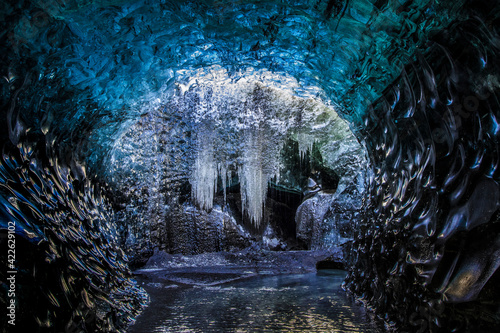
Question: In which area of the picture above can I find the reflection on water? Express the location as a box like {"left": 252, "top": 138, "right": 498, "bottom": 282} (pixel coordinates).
{"left": 128, "top": 270, "right": 382, "bottom": 332}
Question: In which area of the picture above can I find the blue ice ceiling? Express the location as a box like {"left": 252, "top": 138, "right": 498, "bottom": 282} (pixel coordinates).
{"left": 2, "top": 0, "right": 500, "bottom": 332}
{"left": 3, "top": 0, "right": 462, "bottom": 166}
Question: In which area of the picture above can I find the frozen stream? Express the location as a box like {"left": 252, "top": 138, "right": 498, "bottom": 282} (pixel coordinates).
{"left": 128, "top": 270, "right": 382, "bottom": 333}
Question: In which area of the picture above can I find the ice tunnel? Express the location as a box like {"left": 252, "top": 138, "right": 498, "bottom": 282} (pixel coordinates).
{"left": 1, "top": 0, "right": 500, "bottom": 332}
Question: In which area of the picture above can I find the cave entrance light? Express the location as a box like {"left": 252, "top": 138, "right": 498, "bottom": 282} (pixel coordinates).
{"left": 107, "top": 67, "right": 368, "bottom": 236}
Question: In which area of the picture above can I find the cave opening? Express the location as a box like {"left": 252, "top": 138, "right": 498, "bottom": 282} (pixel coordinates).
{"left": 1, "top": 0, "right": 500, "bottom": 332}
{"left": 105, "top": 72, "right": 367, "bottom": 268}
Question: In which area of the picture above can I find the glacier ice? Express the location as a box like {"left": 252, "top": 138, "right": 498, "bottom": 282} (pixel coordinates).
{"left": 343, "top": 15, "right": 500, "bottom": 332}
{"left": 1, "top": 0, "right": 500, "bottom": 332}
{"left": 107, "top": 67, "right": 365, "bottom": 229}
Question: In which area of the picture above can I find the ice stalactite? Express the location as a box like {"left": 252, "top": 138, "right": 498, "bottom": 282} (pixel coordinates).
{"left": 218, "top": 162, "right": 229, "bottom": 205}
{"left": 296, "top": 132, "right": 316, "bottom": 160}
{"left": 191, "top": 140, "right": 218, "bottom": 211}
{"left": 239, "top": 131, "right": 270, "bottom": 227}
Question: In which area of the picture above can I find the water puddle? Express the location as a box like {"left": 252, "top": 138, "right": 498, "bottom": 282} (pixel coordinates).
{"left": 128, "top": 270, "right": 383, "bottom": 332}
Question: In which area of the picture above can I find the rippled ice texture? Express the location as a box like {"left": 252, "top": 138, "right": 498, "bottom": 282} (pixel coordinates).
{"left": 1, "top": 0, "right": 458, "bottom": 169}
{"left": 0, "top": 142, "right": 149, "bottom": 332}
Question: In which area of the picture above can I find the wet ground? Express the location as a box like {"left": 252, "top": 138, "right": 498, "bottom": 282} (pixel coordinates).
{"left": 127, "top": 249, "right": 383, "bottom": 332}
{"left": 128, "top": 269, "right": 383, "bottom": 333}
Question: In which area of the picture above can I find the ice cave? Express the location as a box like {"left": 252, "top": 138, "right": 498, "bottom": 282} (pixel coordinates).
{"left": 1, "top": 0, "right": 500, "bottom": 332}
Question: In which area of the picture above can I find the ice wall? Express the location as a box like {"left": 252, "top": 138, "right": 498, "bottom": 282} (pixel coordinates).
{"left": 0, "top": 142, "right": 149, "bottom": 332}
{"left": 344, "top": 12, "right": 500, "bottom": 332}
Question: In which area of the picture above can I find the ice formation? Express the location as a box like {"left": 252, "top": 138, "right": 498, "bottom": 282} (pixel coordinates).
{"left": 192, "top": 139, "right": 218, "bottom": 211}
{"left": 2, "top": 0, "right": 500, "bottom": 332}
{"left": 123, "top": 68, "right": 363, "bottom": 228}
{"left": 238, "top": 131, "right": 269, "bottom": 227}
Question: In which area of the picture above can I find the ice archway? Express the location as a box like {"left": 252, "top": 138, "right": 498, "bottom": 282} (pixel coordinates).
{"left": 1, "top": 0, "right": 500, "bottom": 332}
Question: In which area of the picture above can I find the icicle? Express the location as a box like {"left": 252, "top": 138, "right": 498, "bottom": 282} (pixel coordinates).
{"left": 191, "top": 141, "right": 217, "bottom": 211}
{"left": 239, "top": 132, "right": 268, "bottom": 227}
{"left": 296, "top": 132, "right": 316, "bottom": 162}
{"left": 218, "top": 162, "right": 227, "bottom": 206}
